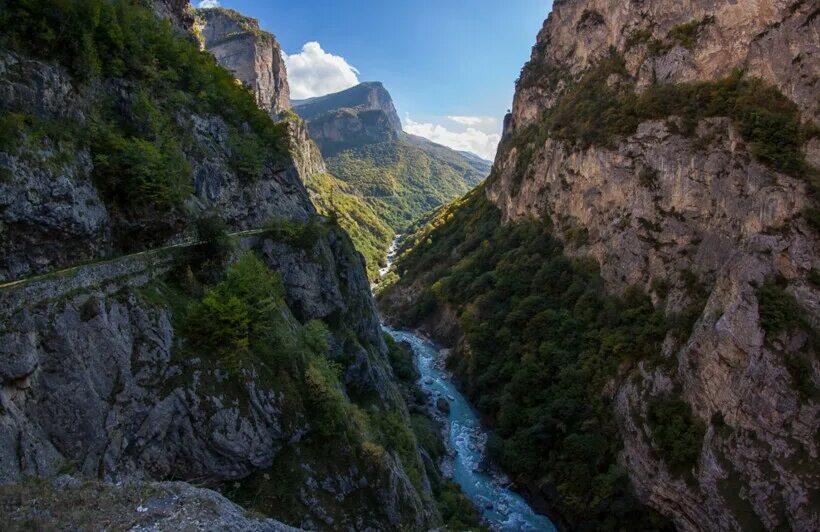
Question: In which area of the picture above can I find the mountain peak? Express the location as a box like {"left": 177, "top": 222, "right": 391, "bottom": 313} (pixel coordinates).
{"left": 292, "top": 82, "right": 402, "bottom": 134}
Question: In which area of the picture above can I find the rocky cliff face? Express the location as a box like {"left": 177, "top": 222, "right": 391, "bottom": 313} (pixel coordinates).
{"left": 151, "top": 0, "right": 195, "bottom": 32}
{"left": 487, "top": 0, "right": 819, "bottom": 530}
{"left": 0, "top": 49, "right": 311, "bottom": 282}
{"left": 509, "top": 0, "right": 818, "bottom": 129}
{"left": 0, "top": 1, "right": 439, "bottom": 529}
{"left": 197, "top": 8, "right": 291, "bottom": 116}
{"left": 0, "top": 229, "right": 435, "bottom": 530}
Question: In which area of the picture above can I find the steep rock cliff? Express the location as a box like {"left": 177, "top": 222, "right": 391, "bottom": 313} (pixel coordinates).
{"left": 509, "top": 0, "right": 818, "bottom": 129}
{"left": 196, "top": 18, "right": 397, "bottom": 280}
{"left": 0, "top": 43, "right": 308, "bottom": 282}
{"left": 0, "top": 229, "right": 436, "bottom": 530}
{"left": 486, "top": 0, "right": 819, "bottom": 530}
{"left": 0, "top": 1, "right": 439, "bottom": 529}
{"left": 197, "top": 7, "right": 291, "bottom": 116}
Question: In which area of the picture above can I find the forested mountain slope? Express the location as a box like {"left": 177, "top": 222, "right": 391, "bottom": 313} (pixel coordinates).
{"left": 294, "top": 82, "right": 491, "bottom": 231}
{"left": 0, "top": 1, "right": 460, "bottom": 529}
{"left": 380, "top": 0, "right": 820, "bottom": 529}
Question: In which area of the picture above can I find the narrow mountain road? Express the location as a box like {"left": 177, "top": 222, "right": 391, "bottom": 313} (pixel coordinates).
{"left": 0, "top": 228, "right": 273, "bottom": 292}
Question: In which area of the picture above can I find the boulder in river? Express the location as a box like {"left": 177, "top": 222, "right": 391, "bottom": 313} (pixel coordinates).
{"left": 436, "top": 398, "right": 451, "bottom": 415}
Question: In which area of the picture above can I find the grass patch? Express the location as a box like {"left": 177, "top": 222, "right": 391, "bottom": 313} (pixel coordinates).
{"left": 0, "top": 479, "right": 162, "bottom": 531}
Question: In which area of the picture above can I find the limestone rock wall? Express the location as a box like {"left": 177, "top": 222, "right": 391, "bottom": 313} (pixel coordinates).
{"left": 487, "top": 0, "right": 820, "bottom": 529}
{"left": 0, "top": 230, "right": 435, "bottom": 530}
{"left": 511, "top": 0, "right": 818, "bottom": 132}
{"left": 197, "top": 8, "right": 291, "bottom": 116}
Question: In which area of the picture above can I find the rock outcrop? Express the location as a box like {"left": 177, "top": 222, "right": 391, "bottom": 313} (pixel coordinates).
{"left": 486, "top": 0, "right": 819, "bottom": 530}
{"left": 294, "top": 82, "right": 403, "bottom": 132}
{"left": 293, "top": 82, "right": 403, "bottom": 153}
{"left": 151, "top": 0, "right": 195, "bottom": 33}
{"left": 0, "top": 476, "right": 301, "bottom": 531}
{"left": 285, "top": 115, "right": 329, "bottom": 181}
{"left": 197, "top": 8, "right": 291, "bottom": 116}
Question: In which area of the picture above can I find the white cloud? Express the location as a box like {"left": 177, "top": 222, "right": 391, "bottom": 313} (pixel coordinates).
{"left": 446, "top": 115, "right": 497, "bottom": 127}
{"left": 284, "top": 42, "right": 360, "bottom": 100}
{"left": 404, "top": 116, "right": 501, "bottom": 161}
{"left": 197, "top": 0, "right": 220, "bottom": 8}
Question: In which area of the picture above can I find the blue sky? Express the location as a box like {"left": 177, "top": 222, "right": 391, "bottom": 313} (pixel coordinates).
{"left": 197, "top": 0, "right": 553, "bottom": 159}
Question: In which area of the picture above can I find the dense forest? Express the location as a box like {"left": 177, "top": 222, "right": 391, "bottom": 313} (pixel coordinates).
{"left": 380, "top": 189, "right": 689, "bottom": 529}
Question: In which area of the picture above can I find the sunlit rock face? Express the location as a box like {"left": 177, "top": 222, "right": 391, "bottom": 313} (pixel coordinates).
{"left": 197, "top": 7, "right": 291, "bottom": 116}
{"left": 292, "top": 82, "right": 403, "bottom": 155}
{"left": 487, "top": 0, "right": 819, "bottom": 529}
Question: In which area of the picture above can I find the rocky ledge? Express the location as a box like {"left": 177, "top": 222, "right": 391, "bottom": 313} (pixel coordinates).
{"left": 0, "top": 476, "right": 300, "bottom": 531}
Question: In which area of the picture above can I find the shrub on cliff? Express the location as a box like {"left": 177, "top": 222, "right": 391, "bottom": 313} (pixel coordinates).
{"left": 304, "top": 355, "right": 349, "bottom": 438}
{"left": 436, "top": 480, "right": 486, "bottom": 531}
{"left": 90, "top": 120, "right": 192, "bottom": 211}
{"left": 229, "top": 129, "right": 266, "bottom": 182}
{"left": 264, "top": 217, "right": 330, "bottom": 251}
{"left": 757, "top": 277, "right": 806, "bottom": 335}
{"left": 182, "top": 251, "right": 288, "bottom": 376}
{"left": 648, "top": 396, "right": 705, "bottom": 476}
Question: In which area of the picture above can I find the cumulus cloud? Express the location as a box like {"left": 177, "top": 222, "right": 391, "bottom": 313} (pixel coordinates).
{"left": 404, "top": 116, "right": 501, "bottom": 161}
{"left": 446, "top": 115, "right": 497, "bottom": 127}
{"left": 197, "top": 0, "right": 220, "bottom": 8}
{"left": 284, "top": 42, "right": 360, "bottom": 100}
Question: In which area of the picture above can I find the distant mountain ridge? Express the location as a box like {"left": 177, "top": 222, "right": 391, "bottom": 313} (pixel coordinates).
{"left": 293, "top": 82, "right": 492, "bottom": 231}
{"left": 196, "top": 10, "right": 492, "bottom": 277}
{"left": 456, "top": 150, "right": 493, "bottom": 175}
{"left": 292, "top": 82, "right": 402, "bottom": 133}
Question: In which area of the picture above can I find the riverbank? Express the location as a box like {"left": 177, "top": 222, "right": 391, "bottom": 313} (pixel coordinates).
{"left": 384, "top": 327, "right": 555, "bottom": 532}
